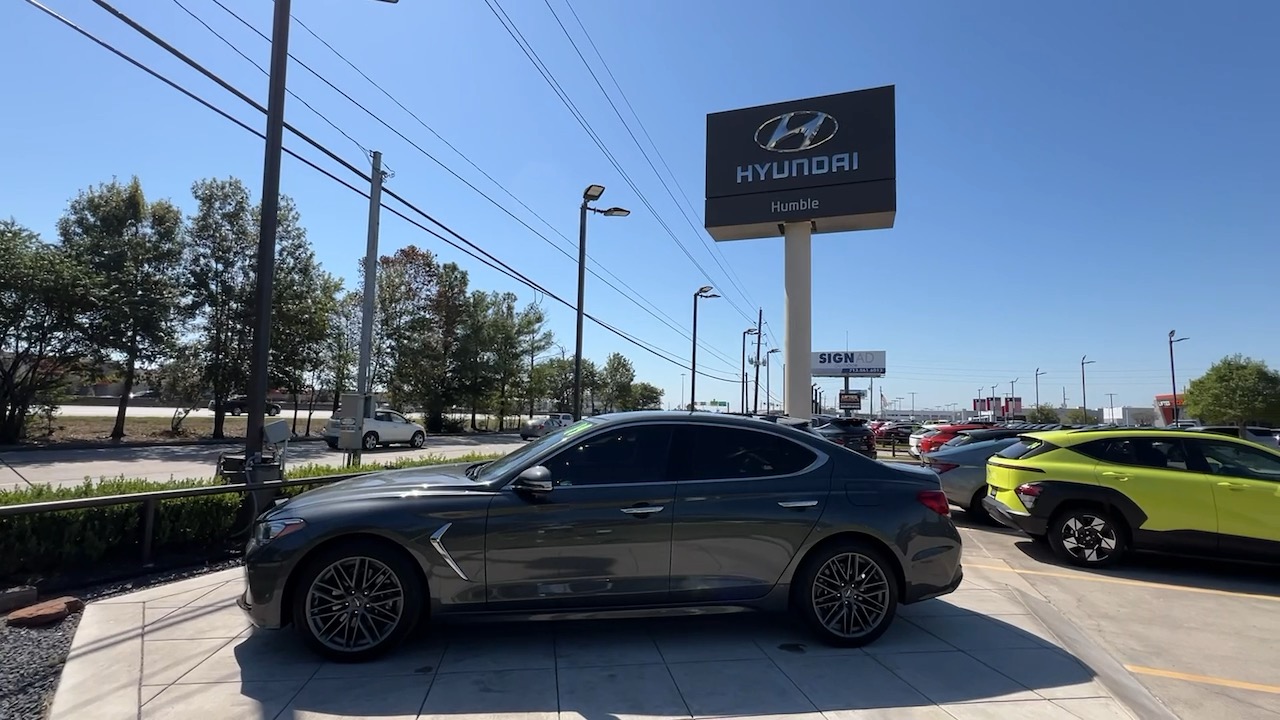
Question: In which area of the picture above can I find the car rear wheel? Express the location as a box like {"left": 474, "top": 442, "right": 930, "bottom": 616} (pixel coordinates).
{"left": 268, "top": 405, "right": 281, "bottom": 416}
{"left": 795, "top": 540, "right": 899, "bottom": 647}
{"left": 291, "top": 539, "right": 423, "bottom": 662}
{"left": 409, "top": 431, "right": 425, "bottom": 448}
{"left": 362, "top": 432, "right": 379, "bottom": 451}
{"left": 967, "top": 488, "right": 993, "bottom": 524}
{"left": 1048, "top": 507, "right": 1127, "bottom": 567}
{"left": 231, "top": 407, "right": 242, "bottom": 416}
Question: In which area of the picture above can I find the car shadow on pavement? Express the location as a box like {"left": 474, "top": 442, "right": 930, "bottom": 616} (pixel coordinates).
{"left": 233, "top": 608, "right": 1108, "bottom": 719}
{"left": 1013, "top": 538, "right": 1280, "bottom": 598}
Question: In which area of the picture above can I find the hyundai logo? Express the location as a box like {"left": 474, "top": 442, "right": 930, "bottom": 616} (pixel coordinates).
{"left": 755, "top": 111, "right": 838, "bottom": 153}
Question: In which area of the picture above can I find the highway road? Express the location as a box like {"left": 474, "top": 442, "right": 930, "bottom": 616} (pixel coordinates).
{"left": 0, "top": 435, "right": 528, "bottom": 490}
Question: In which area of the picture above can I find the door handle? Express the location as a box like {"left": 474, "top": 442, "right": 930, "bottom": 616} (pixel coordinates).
{"left": 1217, "top": 482, "right": 1248, "bottom": 491}
{"left": 620, "top": 505, "right": 664, "bottom": 515}
{"left": 1101, "top": 472, "right": 1129, "bottom": 480}
{"left": 778, "top": 500, "right": 819, "bottom": 509}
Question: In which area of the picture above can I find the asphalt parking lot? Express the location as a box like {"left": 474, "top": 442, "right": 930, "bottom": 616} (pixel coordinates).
{"left": 956, "top": 515, "right": 1280, "bottom": 719}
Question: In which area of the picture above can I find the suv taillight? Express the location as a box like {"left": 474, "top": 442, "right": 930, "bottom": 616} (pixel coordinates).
{"left": 1015, "top": 482, "right": 1042, "bottom": 510}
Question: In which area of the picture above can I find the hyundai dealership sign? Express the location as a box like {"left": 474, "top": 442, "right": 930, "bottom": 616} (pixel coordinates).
{"left": 811, "top": 351, "right": 886, "bottom": 378}
{"left": 705, "top": 86, "right": 896, "bottom": 241}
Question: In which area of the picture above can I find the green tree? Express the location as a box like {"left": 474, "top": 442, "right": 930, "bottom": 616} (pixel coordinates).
{"left": 456, "top": 290, "right": 497, "bottom": 430}
{"left": 626, "top": 382, "right": 664, "bottom": 410}
{"left": 516, "top": 303, "right": 554, "bottom": 420}
{"left": 155, "top": 341, "right": 207, "bottom": 433}
{"left": 1183, "top": 354, "right": 1280, "bottom": 435}
{"left": 532, "top": 356, "right": 574, "bottom": 413}
{"left": 262, "top": 196, "right": 339, "bottom": 433}
{"left": 186, "top": 178, "right": 256, "bottom": 438}
{"left": 0, "top": 220, "right": 99, "bottom": 443}
{"left": 599, "top": 352, "right": 636, "bottom": 412}
{"left": 325, "top": 290, "right": 362, "bottom": 412}
{"left": 1025, "top": 404, "right": 1061, "bottom": 423}
{"left": 57, "top": 177, "right": 185, "bottom": 440}
{"left": 1064, "top": 407, "right": 1093, "bottom": 425}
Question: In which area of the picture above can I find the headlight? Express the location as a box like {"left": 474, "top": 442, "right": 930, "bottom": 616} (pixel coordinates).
{"left": 253, "top": 518, "right": 306, "bottom": 543}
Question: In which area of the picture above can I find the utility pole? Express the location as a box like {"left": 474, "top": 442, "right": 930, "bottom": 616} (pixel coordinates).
{"left": 752, "top": 308, "right": 763, "bottom": 414}
{"left": 527, "top": 339, "right": 535, "bottom": 420}
{"left": 244, "top": 0, "right": 294, "bottom": 466}
{"left": 909, "top": 391, "right": 917, "bottom": 416}
{"left": 355, "top": 151, "right": 384, "bottom": 423}
{"left": 990, "top": 385, "right": 998, "bottom": 419}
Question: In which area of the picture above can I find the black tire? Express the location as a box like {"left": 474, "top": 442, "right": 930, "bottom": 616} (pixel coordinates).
{"left": 794, "top": 540, "right": 899, "bottom": 647}
{"left": 290, "top": 538, "right": 424, "bottom": 662}
{"left": 1048, "top": 506, "right": 1128, "bottom": 568}
{"left": 362, "top": 432, "right": 379, "bottom": 451}
{"left": 967, "top": 488, "right": 993, "bottom": 525}
{"left": 325, "top": 439, "right": 339, "bottom": 450}
{"left": 268, "top": 405, "right": 281, "bottom": 416}
{"left": 231, "top": 407, "right": 242, "bottom": 416}
{"left": 409, "top": 431, "right": 425, "bottom": 448}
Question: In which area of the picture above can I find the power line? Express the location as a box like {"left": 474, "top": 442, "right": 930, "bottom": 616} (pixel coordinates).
{"left": 482, "top": 0, "right": 759, "bottom": 326}
{"left": 43, "top": 0, "right": 740, "bottom": 384}
{"left": 197, "top": 0, "right": 739, "bottom": 372}
{"left": 540, "top": 0, "right": 759, "bottom": 315}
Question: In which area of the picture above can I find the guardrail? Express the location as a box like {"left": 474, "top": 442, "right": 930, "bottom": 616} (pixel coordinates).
{"left": 875, "top": 437, "right": 915, "bottom": 458}
{"left": 0, "top": 472, "right": 368, "bottom": 564}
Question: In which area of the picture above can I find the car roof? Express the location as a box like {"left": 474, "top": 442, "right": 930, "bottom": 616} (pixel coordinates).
{"left": 1016, "top": 426, "right": 1271, "bottom": 448}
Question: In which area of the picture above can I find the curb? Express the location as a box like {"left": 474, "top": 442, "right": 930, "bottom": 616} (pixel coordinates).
{"left": 1014, "top": 587, "right": 1180, "bottom": 720}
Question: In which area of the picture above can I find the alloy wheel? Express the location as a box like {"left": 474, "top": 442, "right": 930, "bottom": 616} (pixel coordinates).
{"left": 1059, "top": 514, "right": 1117, "bottom": 563}
{"left": 811, "top": 552, "right": 890, "bottom": 639}
{"left": 304, "top": 556, "right": 405, "bottom": 653}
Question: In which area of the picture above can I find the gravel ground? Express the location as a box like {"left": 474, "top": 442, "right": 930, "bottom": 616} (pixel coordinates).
{"left": 0, "top": 612, "right": 82, "bottom": 720}
{"left": 1, "top": 557, "right": 244, "bottom": 719}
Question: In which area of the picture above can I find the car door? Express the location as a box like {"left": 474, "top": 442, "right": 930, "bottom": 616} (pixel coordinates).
{"left": 1078, "top": 437, "right": 1219, "bottom": 554}
{"left": 1187, "top": 439, "right": 1280, "bottom": 560}
{"left": 483, "top": 422, "right": 676, "bottom": 610}
{"left": 667, "top": 423, "right": 830, "bottom": 603}
{"left": 384, "top": 411, "right": 413, "bottom": 442}
{"left": 369, "top": 411, "right": 395, "bottom": 441}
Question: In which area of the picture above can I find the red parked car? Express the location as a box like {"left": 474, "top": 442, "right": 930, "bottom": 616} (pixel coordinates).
{"left": 916, "top": 424, "right": 992, "bottom": 455}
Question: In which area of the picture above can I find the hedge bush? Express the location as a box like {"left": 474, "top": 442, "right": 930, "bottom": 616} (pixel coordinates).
{"left": 0, "top": 452, "right": 499, "bottom": 580}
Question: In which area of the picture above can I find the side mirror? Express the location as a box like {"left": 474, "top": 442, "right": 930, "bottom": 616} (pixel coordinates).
{"left": 513, "top": 466, "right": 553, "bottom": 495}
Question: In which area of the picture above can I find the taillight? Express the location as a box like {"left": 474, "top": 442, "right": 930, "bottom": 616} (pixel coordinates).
{"left": 917, "top": 490, "right": 951, "bottom": 516}
{"left": 929, "top": 462, "right": 959, "bottom": 474}
{"left": 1015, "top": 482, "right": 1042, "bottom": 510}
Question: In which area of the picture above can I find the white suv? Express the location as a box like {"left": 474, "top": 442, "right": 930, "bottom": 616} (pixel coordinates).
{"left": 324, "top": 409, "right": 426, "bottom": 451}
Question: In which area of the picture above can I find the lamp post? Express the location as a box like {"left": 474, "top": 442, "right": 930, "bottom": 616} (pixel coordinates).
{"left": 1169, "top": 331, "right": 1188, "bottom": 423}
{"left": 1009, "top": 378, "right": 1019, "bottom": 419}
{"left": 1034, "top": 368, "right": 1046, "bottom": 408}
{"left": 245, "top": 0, "right": 400, "bottom": 465}
{"left": 572, "top": 184, "right": 630, "bottom": 420}
{"left": 1081, "top": 355, "right": 1096, "bottom": 421}
{"left": 765, "top": 348, "right": 780, "bottom": 414}
{"left": 741, "top": 328, "right": 759, "bottom": 414}
{"left": 909, "top": 391, "right": 917, "bottom": 417}
{"left": 990, "top": 385, "right": 998, "bottom": 419}
{"left": 690, "top": 286, "right": 719, "bottom": 411}
{"left": 679, "top": 373, "right": 686, "bottom": 411}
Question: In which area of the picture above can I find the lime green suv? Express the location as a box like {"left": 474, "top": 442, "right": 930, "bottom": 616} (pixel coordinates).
{"left": 983, "top": 428, "right": 1280, "bottom": 567}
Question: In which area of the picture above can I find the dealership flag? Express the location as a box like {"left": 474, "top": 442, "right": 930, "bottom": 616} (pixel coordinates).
{"left": 880, "top": 391, "right": 888, "bottom": 408}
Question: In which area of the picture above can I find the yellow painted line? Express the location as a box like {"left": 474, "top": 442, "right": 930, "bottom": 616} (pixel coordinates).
{"left": 965, "top": 562, "right": 1280, "bottom": 603}
{"left": 1124, "top": 665, "right": 1280, "bottom": 695}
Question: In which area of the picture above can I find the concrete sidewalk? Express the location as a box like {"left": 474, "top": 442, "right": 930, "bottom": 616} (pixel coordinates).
{"left": 50, "top": 563, "right": 1142, "bottom": 720}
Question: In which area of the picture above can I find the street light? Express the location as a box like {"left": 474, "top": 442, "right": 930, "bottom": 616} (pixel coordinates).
{"left": 689, "top": 286, "right": 719, "bottom": 410}
{"left": 1034, "top": 368, "right": 1047, "bottom": 408}
{"left": 1081, "top": 355, "right": 1096, "bottom": 421}
{"left": 765, "top": 348, "right": 780, "bottom": 414}
{"left": 1009, "top": 378, "right": 1019, "bottom": 419}
{"left": 245, "top": 0, "right": 399, "bottom": 466}
{"left": 1169, "top": 331, "right": 1189, "bottom": 423}
{"left": 741, "top": 328, "right": 759, "bottom": 414}
{"left": 573, "top": 184, "right": 630, "bottom": 420}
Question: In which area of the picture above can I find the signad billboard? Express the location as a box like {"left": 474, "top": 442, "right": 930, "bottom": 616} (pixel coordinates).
{"left": 811, "top": 351, "right": 886, "bottom": 378}
{"left": 705, "top": 86, "right": 896, "bottom": 241}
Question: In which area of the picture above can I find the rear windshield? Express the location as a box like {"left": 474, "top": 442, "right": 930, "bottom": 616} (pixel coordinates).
{"left": 997, "top": 438, "right": 1050, "bottom": 460}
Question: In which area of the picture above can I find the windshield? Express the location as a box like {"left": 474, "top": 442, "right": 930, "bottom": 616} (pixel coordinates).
{"left": 476, "top": 418, "right": 599, "bottom": 483}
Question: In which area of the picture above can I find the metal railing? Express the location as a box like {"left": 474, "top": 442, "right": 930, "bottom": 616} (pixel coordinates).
{"left": 0, "top": 472, "right": 368, "bottom": 564}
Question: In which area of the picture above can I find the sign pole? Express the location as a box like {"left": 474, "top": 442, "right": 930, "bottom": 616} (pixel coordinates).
{"left": 783, "top": 222, "right": 812, "bottom": 420}
{"left": 843, "top": 376, "right": 850, "bottom": 417}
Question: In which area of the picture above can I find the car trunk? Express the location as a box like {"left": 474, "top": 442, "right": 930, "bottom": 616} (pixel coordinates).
{"left": 984, "top": 437, "right": 1049, "bottom": 510}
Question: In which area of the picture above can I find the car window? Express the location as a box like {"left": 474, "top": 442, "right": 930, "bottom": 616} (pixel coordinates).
{"left": 997, "top": 438, "right": 1043, "bottom": 459}
{"left": 389, "top": 412, "right": 408, "bottom": 423}
{"left": 674, "top": 426, "right": 819, "bottom": 481}
{"left": 1194, "top": 440, "right": 1280, "bottom": 482}
{"left": 1075, "top": 438, "right": 1189, "bottom": 470}
{"left": 541, "top": 424, "right": 673, "bottom": 486}
{"left": 374, "top": 411, "right": 391, "bottom": 422}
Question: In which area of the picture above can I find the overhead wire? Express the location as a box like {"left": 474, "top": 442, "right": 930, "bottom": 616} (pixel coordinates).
{"left": 540, "top": 0, "right": 759, "bottom": 317}
{"left": 39, "top": 0, "right": 740, "bottom": 384}
{"left": 199, "top": 0, "right": 740, "bottom": 372}
{"left": 481, "top": 0, "right": 760, "bottom": 327}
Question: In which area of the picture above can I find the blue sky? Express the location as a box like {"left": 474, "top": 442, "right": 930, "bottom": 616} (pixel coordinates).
{"left": 4, "top": 0, "right": 1277, "bottom": 414}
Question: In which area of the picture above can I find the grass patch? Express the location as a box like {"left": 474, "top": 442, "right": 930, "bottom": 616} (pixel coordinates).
{"left": 19, "top": 414, "right": 266, "bottom": 444}
{"left": 0, "top": 451, "right": 501, "bottom": 580}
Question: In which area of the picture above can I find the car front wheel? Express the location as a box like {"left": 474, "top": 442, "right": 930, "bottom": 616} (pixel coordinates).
{"left": 362, "top": 432, "right": 379, "bottom": 451}
{"left": 795, "top": 541, "right": 899, "bottom": 647}
{"left": 409, "top": 431, "right": 425, "bottom": 448}
{"left": 1048, "top": 507, "right": 1127, "bottom": 567}
{"left": 291, "top": 539, "right": 423, "bottom": 662}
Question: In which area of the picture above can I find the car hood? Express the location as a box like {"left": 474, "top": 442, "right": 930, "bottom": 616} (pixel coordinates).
{"left": 270, "top": 463, "right": 492, "bottom": 514}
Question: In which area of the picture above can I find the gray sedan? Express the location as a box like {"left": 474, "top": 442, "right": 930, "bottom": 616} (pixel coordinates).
{"left": 238, "top": 411, "right": 964, "bottom": 662}
{"left": 921, "top": 437, "right": 1021, "bottom": 523}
